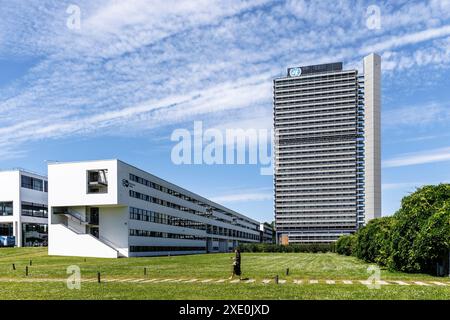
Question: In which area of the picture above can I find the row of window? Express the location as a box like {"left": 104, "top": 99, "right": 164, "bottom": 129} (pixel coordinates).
{"left": 277, "top": 126, "right": 357, "bottom": 135}
{"left": 278, "top": 157, "right": 358, "bottom": 164}
{"left": 277, "top": 166, "right": 357, "bottom": 173}
{"left": 276, "top": 172, "right": 357, "bottom": 178}
{"left": 130, "top": 190, "right": 204, "bottom": 216}
{"left": 129, "top": 207, "right": 206, "bottom": 230}
{"left": 278, "top": 163, "right": 357, "bottom": 170}
{"left": 276, "top": 204, "right": 357, "bottom": 208}
{"left": 275, "top": 104, "right": 357, "bottom": 114}
{"left": 21, "top": 175, "right": 48, "bottom": 192}
{"left": 279, "top": 134, "right": 361, "bottom": 144}
{"left": 277, "top": 215, "right": 356, "bottom": 220}
{"left": 278, "top": 225, "right": 355, "bottom": 231}
{"left": 129, "top": 205, "right": 259, "bottom": 241}
{"left": 277, "top": 120, "right": 359, "bottom": 131}
{"left": 276, "top": 110, "right": 357, "bottom": 122}
{"left": 129, "top": 174, "right": 259, "bottom": 232}
{"left": 21, "top": 202, "right": 48, "bottom": 218}
{"left": 275, "top": 83, "right": 357, "bottom": 95}
{"left": 280, "top": 135, "right": 361, "bottom": 143}
{"left": 0, "top": 201, "right": 48, "bottom": 217}
{"left": 277, "top": 148, "right": 356, "bottom": 156}
{"left": 206, "top": 225, "right": 259, "bottom": 241}
{"left": 276, "top": 74, "right": 356, "bottom": 86}
{"left": 129, "top": 229, "right": 206, "bottom": 240}
{"left": 129, "top": 246, "right": 206, "bottom": 253}
{"left": 130, "top": 174, "right": 206, "bottom": 206}
{"left": 275, "top": 96, "right": 357, "bottom": 107}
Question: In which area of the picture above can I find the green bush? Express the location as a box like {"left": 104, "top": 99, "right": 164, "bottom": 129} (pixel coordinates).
{"left": 353, "top": 217, "right": 394, "bottom": 266}
{"left": 335, "top": 184, "right": 450, "bottom": 276}
{"left": 237, "top": 243, "right": 334, "bottom": 253}
{"left": 389, "top": 184, "right": 450, "bottom": 273}
{"left": 335, "top": 234, "right": 356, "bottom": 256}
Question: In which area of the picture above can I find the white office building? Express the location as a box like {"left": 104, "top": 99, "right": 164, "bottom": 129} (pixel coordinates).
{"left": 0, "top": 169, "right": 48, "bottom": 247}
{"left": 259, "top": 223, "right": 274, "bottom": 244}
{"left": 274, "top": 53, "right": 381, "bottom": 244}
{"left": 48, "top": 159, "right": 260, "bottom": 258}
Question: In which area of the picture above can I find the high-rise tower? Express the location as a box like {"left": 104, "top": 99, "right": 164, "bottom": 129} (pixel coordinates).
{"left": 274, "top": 54, "right": 381, "bottom": 244}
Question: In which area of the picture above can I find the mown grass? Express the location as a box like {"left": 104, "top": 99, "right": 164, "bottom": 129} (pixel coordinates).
{"left": 0, "top": 248, "right": 449, "bottom": 300}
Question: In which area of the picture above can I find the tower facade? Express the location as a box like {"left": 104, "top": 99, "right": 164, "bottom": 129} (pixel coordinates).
{"left": 274, "top": 54, "right": 381, "bottom": 244}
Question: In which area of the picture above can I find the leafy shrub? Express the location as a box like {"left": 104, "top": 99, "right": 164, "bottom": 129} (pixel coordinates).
{"left": 389, "top": 184, "right": 450, "bottom": 273}
{"left": 237, "top": 243, "right": 334, "bottom": 253}
{"left": 353, "top": 217, "right": 393, "bottom": 266}
{"left": 335, "top": 184, "right": 450, "bottom": 276}
{"left": 335, "top": 234, "right": 356, "bottom": 256}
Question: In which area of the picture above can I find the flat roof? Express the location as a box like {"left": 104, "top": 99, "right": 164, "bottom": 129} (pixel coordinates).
{"left": 0, "top": 168, "right": 47, "bottom": 179}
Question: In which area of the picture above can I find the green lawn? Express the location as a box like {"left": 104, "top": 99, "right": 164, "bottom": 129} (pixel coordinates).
{"left": 0, "top": 247, "right": 449, "bottom": 300}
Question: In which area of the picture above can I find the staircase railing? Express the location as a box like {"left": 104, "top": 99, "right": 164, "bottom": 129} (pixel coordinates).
{"left": 98, "top": 235, "right": 128, "bottom": 257}
{"left": 55, "top": 208, "right": 99, "bottom": 225}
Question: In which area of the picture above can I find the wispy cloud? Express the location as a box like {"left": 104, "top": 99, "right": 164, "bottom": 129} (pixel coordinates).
{"left": 383, "top": 146, "right": 450, "bottom": 168}
{"left": 383, "top": 102, "right": 450, "bottom": 127}
{"left": 382, "top": 182, "right": 422, "bottom": 191}
{"left": 210, "top": 191, "right": 273, "bottom": 203}
{"left": 1, "top": 0, "right": 450, "bottom": 160}
{"left": 360, "top": 24, "right": 450, "bottom": 55}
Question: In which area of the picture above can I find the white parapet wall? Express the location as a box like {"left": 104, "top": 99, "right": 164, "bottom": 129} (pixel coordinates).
{"left": 49, "top": 224, "right": 119, "bottom": 258}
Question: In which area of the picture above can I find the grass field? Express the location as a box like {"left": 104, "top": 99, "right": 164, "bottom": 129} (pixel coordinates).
{"left": 0, "top": 247, "right": 449, "bottom": 300}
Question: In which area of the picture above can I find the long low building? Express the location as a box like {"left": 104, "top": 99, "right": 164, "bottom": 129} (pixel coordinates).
{"left": 48, "top": 159, "right": 261, "bottom": 258}
{"left": 0, "top": 169, "right": 48, "bottom": 247}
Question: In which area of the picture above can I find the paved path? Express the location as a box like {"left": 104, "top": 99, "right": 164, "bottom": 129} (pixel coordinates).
{"left": 0, "top": 277, "right": 448, "bottom": 287}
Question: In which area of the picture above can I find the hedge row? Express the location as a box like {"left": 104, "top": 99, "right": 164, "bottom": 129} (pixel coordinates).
{"left": 336, "top": 184, "right": 450, "bottom": 275}
{"left": 237, "top": 243, "right": 334, "bottom": 253}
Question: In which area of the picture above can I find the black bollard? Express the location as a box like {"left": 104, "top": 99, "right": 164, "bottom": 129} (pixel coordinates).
{"left": 275, "top": 274, "right": 279, "bottom": 284}
{"left": 25, "top": 266, "right": 28, "bottom": 276}
{"left": 144, "top": 267, "right": 147, "bottom": 276}
{"left": 97, "top": 272, "right": 101, "bottom": 283}
{"left": 286, "top": 268, "right": 289, "bottom": 276}
{"left": 29, "top": 260, "right": 32, "bottom": 266}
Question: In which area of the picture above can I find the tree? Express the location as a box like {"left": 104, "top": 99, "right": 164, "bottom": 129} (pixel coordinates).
{"left": 335, "top": 184, "right": 450, "bottom": 276}
{"left": 335, "top": 234, "right": 356, "bottom": 256}
{"left": 389, "top": 184, "right": 450, "bottom": 273}
{"left": 353, "top": 217, "right": 393, "bottom": 266}
{"left": 412, "top": 209, "right": 450, "bottom": 274}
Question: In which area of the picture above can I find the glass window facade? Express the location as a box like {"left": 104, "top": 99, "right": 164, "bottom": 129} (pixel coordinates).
{"left": 0, "top": 223, "right": 13, "bottom": 236}
{"left": 129, "top": 207, "right": 206, "bottom": 230}
{"left": 130, "top": 246, "right": 205, "bottom": 253}
{"left": 0, "top": 202, "right": 13, "bottom": 216}
{"left": 22, "top": 223, "right": 48, "bottom": 247}
{"left": 129, "top": 229, "right": 206, "bottom": 241}
{"left": 21, "top": 175, "right": 46, "bottom": 192}
{"left": 21, "top": 202, "right": 48, "bottom": 218}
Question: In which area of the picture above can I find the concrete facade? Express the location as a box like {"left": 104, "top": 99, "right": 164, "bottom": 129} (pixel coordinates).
{"left": 274, "top": 54, "right": 381, "bottom": 243}
{"left": 48, "top": 159, "right": 261, "bottom": 258}
{"left": 0, "top": 170, "right": 48, "bottom": 247}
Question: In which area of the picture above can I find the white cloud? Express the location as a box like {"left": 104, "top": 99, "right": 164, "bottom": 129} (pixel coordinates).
{"left": 383, "top": 102, "right": 450, "bottom": 127}
{"left": 210, "top": 191, "right": 273, "bottom": 203}
{"left": 383, "top": 146, "right": 450, "bottom": 168}
{"left": 382, "top": 182, "right": 422, "bottom": 191}
{"left": 1, "top": 0, "right": 450, "bottom": 160}
{"left": 360, "top": 24, "right": 450, "bottom": 55}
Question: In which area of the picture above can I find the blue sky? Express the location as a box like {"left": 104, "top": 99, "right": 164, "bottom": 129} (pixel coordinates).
{"left": 1, "top": 0, "right": 450, "bottom": 223}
